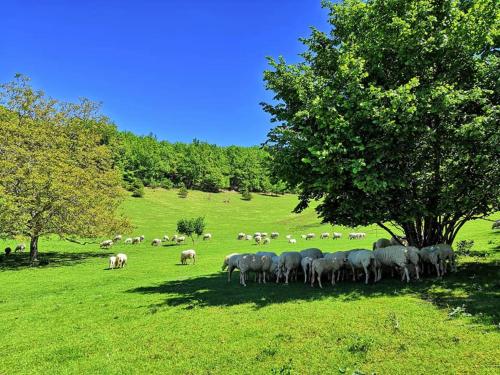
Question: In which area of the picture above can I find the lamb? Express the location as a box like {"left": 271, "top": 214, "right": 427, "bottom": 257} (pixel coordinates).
{"left": 300, "top": 248, "right": 323, "bottom": 259}
{"left": 116, "top": 253, "right": 127, "bottom": 268}
{"left": 254, "top": 235, "right": 262, "bottom": 245}
{"left": 332, "top": 232, "right": 342, "bottom": 239}
{"left": 163, "top": 235, "right": 170, "bottom": 242}
{"left": 310, "top": 257, "right": 343, "bottom": 288}
{"left": 289, "top": 238, "right": 297, "bottom": 244}
{"left": 301, "top": 256, "right": 314, "bottom": 283}
{"left": 109, "top": 256, "right": 117, "bottom": 269}
{"left": 347, "top": 250, "right": 377, "bottom": 284}
{"left": 373, "top": 246, "right": 410, "bottom": 283}
{"left": 113, "top": 235, "right": 122, "bottom": 242}
{"left": 176, "top": 236, "right": 186, "bottom": 244}
{"left": 431, "top": 244, "right": 456, "bottom": 274}
{"left": 271, "top": 232, "right": 279, "bottom": 239}
{"left": 373, "top": 238, "right": 391, "bottom": 250}
{"left": 320, "top": 232, "right": 330, "bottom": 239}
{"left": 132, "top": 237, "right": 141, "bottom": 244}
{"left": 203, "top": 233, "right": 212, "bottom": 241}
{"left": 139, "top": 235, "right": 145, "bottom": 242}
{"left": 124, "top": 238, "right": 133, "bottom": 244}
{"left": 277, "top": 252, "right": 302, "bottom": 284}
{"left": 237, "top": 232, "right": 246, "bottom": 240}
{"left": 151, "top": 239, "right": 162, "bottom": 246}
{"left": 237, "top": 254, "right": 272, "bottom": 286}
{"left": 306, "top": 233, "right": 316, "bottom": 240}
{"left": 100, "top": 240, "right": 113, "bottom": 249}
{"left": 180, "top": 249, "right": 196, "bottom": 265}
{"left": 245, "top": 234, "right": 253, "bottom": 241}
{"left": 262, "top": 238, "right": 271, "bottom": 245}
{"left": 15, "top": 243, "right": 26, "bottom": 253}
{"left": 419, "top": 246, "right": 441, "bottom": 277}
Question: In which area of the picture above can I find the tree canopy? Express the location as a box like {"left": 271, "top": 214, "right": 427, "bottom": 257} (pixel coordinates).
{"left": 0, "top": 75, "right": 131, "bottom": 260}
{"left": 263, "top": 0, "right": 499, "bottom": 246}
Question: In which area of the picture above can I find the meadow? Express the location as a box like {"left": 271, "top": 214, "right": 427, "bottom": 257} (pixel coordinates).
{"left": 0, "top": 188, "right": 499, "bottom": 374}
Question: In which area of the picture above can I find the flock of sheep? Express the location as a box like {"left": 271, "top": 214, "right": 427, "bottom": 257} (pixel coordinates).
{"left": 100, "top": 233, "right": 213, "bottom": 249}
{"left": 222, "top": 236, "right": 456, "bottom": 288}
{"left": 236, "top": 231, "right": 362, "bottom": 245}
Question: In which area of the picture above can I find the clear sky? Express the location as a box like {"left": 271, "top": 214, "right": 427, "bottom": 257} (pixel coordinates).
{"left": 1, "top": 0, "right": 330, "bottom": 146}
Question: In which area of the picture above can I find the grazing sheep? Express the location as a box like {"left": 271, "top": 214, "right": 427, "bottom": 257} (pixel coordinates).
{"left": 151, "top": 239, "right": 162, "bottom": 246}
{"left": 269, "top": 256, "right": 280, "bottom": 280}
{"left": 301, "top": 256, "right": 314, "bottom": 283}
{"left": 254, "top": 235, "right": 262, "bottom": 245}
{"left": 373, "top": 246, "right": 410, "bottom": 283}
{"left": 116, "top": 253, "right": 127, "bottom": 268}
{"left": 289, "top": 238, "right": 297, "bottom": 244}
{"left": 245, "top": 234, "right": 253, "bottom": 241}
{"left": 349, "top": 232, "right": 366, "bottom": 240}
{"left": 271, "top": 232, "right": 279, "bottom": 239}
{"left": 113, "top": 235, "right": 122, "bottom": 242}
{"left": 262, "top": 238, "right": 271, "bottom": 245}
{"left": 285, "top": 235, "right": 292, "bottom": 240}
{"left": 347, "top": 250, "right": 377, "bottom": 284}
{"left": 306, "top": 233, "right": 316, "bottom": 240}
{"left": 324, "top": 251, "right": 348, "bottom": 281}
{"left": 256, "top": 251, "right": 277, "bottom": 258}
{"left": 261, "top": 232, "right": 268, "bottom": 238}
{"left": 132, "top": 237, "right": 141, "bottom": 244}
{"left": 176, "top": 236, "right": 186, "bottom": 244}
{"left": 373, "top": 238, "right": 391, "bottom": 250}
{"left": 171, "top": 234, "right": 178, "bottom": 242}
{"left": 180, "top": 249, "right": 196, "bottom": 265}
{"left": 139, "top": 235, "right": 145, "bottom": 242}
{"left": 277, "top": 252, "right": 302, "bottom": 284}
{"left": 300, "top": 248, "right": 323, "bottom": 259}
{"left": 237, "top": 232, "right": 246, "bottom": 240}
{"left": 124, "top": 238, "right": 133, "bottom": 244}
{"left": 311, "top": 257, "right": 343, "bottom": 288}
{"left": 419, "top": 246, "right": 441, "bottom": 277}
{"left": 405, "top": 246, "right": 421, "bottom": 280}
{"left": 237, "top": 254, "right": 272, "bottom": 286}
{"left": 100, "top": 240, "right": 113, "bottom": 249}
{"left": 203, "top": 233, "right": 212, "bottom": 241}
{"left": 492, "top": 220, "right": 500, "bottom": 230}
{"left": 332, "top": 232, "right": 342, "bottom": 239}
{"left": 431, "top": 244, "right": 456, "bottom": 274}
{"left": 15, "top": 243, "right": 26, "bottom": 253}
{"left": 348, "top": 233, "right": 358, "bottom": 240}
{"left": 109, "top": 256, "right": 117, "bottom": 269}
{"left": 301, "top": 234, "right": 307, "bottom": 239}
{"left": 253, "top": 232, "right": 261, "bottom": 238}
{"left": 320, "top": 232, "right": 330, "bottom": 239}
{"left": 163, "top": 235, "right": 170, "bottom": 242}
{"left": 222, "top": 253, "right": 246, "bottom": 282}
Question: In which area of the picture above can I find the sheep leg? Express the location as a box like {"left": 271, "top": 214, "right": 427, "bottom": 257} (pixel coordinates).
{"left": 351, "top": 265, "right": 356, "bottom": 281}
{"left": 227, "top": 267, "right": 232, "bottom": 282}
{"left": 415, "top": 265, "right": 420, "bottom": 280}
{"left": 435, "top": 263, "right": 440, "bottom": 277}
{"left": 311, "top": 270, "right": 315, "bottom": 287}
{"left": 303, "top": 266, "right": 308, "bottom": 284}
{"left": 404, "top": 267, "right": 410, "bottom": 282}
{"left": 240, "top": 272, "right": 246, "bottom": 287}
{"left": 263, "top": 272, "right": 266, "bottom": 284}
{"left": 363, "top": 265, "right": 369, "bottom": 285}
{"left": 285, "top": 269, "right": 290, "bottom": 284}
{"left": 331, "top": 271, "right": 336, "bottom": 286}
{"left": 318, "top": 272, "right": 323, "bottom": 289}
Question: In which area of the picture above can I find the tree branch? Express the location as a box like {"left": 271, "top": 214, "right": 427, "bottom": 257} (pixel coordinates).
{"left": 376, "top": 222, "right": 401, "bottom": 243}
{"left": 64, "top": 237, "right": 97, "bottom": 245}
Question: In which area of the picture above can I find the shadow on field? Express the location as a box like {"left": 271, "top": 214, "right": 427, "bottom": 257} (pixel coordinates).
{"left": 129, "top": 259, "right": 500, "bottom": 326}
{"left": 0, "top": 251, "right": 112, "bottom": 271}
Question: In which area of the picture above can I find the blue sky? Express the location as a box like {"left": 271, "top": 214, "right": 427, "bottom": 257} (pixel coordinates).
{"left": 1, "top": 0, "right": 329, "bottom": 146}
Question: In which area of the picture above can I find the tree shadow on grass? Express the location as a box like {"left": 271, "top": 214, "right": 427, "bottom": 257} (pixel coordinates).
{"left": 129, "top": 259, "right": 500, "bottom": 327}
{"left": 0, "top": 251, "right": 112, "bottom": 271}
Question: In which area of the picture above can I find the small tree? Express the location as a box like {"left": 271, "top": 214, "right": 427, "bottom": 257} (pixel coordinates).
{"left": 177, "top": 217, "right": 206, "bottom": 244}
{"left": 131, "top": 179, "right": 145, "bottom": 198}
{"left": 241, "top": 188, "right": 253, "bottom": 201}
{"left": 178, "top": 185, "right": 188, "bottom": 198}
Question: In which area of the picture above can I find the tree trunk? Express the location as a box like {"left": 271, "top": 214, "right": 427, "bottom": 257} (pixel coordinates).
{"left": 401, "top": 217, "right": 457, "bottom": 248}
{"left": 30, "top": 235, "right": 39, "bottom": 261}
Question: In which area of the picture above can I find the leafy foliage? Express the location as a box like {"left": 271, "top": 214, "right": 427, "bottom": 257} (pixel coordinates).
{"left": 263, "top": 0, "right": 499, "bottom": 246}
{"left": 130, "top": 179, "right": 145, "bottom": 198}
{"left": 241, "top": 188, "right": 253, "bottom": 201}
{"left": 176, "top": 217, "right": 206, "bottom": 244}
{"left": 178, "top": 185, "right": 188, "bottom": 198}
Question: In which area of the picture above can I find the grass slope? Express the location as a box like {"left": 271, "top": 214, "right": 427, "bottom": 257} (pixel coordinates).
{"left": 0, "top": 188, "right": 499, "bottom": 374}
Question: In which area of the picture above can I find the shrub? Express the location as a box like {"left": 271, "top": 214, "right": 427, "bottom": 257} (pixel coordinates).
{"left": 456, "top": 240, "right": 474, "bottom": 255}
{"left": 241, "top": 189, "right": 252, "bottom": 201}
{"left": 131, "top": 179, "right": 144, "bottom": 198}
{"left": 160, "top": 179, "right": 174, "bottom": 190}
{"left": 177, "top": 217, "right": 206, "bottom": 244}
{"left": 178, "top": 186, "right": 188, "bottom": 198}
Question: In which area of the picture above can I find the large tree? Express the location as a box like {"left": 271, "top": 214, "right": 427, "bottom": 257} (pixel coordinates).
{"left": 263, "top": 0, "right": 499, "bottom": 247}
{"left": 0, "top": 75, "right": 131, "bottom": 260}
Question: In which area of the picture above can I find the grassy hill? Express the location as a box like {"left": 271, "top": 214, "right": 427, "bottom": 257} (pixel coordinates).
{"left": 0, "top": 188, "right": 499, "bottom": 374}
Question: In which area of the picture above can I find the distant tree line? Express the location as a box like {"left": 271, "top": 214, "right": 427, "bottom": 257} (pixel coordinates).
{"left": 112, "top": 131, "right": 289, "bottom": 194}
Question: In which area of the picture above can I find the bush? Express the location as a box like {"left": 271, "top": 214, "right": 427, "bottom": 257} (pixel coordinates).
{"left": 456, "top": 240, "right": 474, "bottom": 255}
{"left": 148, "top": 180, "right": 161, "bottom": 189}
{"left": 177, "top": 217, "right": 206, "bottom": 244}
{"left": 241, "top": 189, "right": 252, "bottom": 201}
{"left": 160, "top": 179, "right": 174, "bottom": 190}
{"left": 178, "top": 186, "right": 188, "bottom": 198}
{"left": 131, "top": 179, "right": 144, "bottom": 198}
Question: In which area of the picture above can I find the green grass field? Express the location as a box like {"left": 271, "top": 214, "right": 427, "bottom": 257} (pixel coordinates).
{"left": 1, "top": 188, "right": 499, "bottom": 374}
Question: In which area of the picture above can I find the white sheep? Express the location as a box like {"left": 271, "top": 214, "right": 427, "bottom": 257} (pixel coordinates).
{"left": 100, "top": 240, "right": 113, "bottom": 249}
{"left": 253, "top": 232, "right": 262, "bottom": 238}
{"left": 151, "top": 239, "right": 162, "bottom": 246}
{"left": 289, "top": 238, "right": 297, "bottom": 244}
{"left": 347, "top": 250, "right": 376, "bottom": 284}
{"left": 15, "top": 243, "right": 26, "bottom": 253}
{"left": 132, "top": 237, "right": 141, "bottom": 244}
{"left": 300, "top": 248, "right": 323, "bottom": 259}
{"left": 301, "top": 234, "right": 307, "bottom": 239}
{"left": 285, "top": 234, "right": 292, "bottom": 240}
{"left": 245, "top": 234, "right": 252, "bottom": 241}
{"left": 176, "top": 236, "right": 186, "bottom": 244}
{"left": 262, "top": 238, "right": 271, "bottom": 245}
{"left": 324, "top": 251, "right": 348, "bottom": 281}
{"left": 203, "top": 233, "right": 212, "bottom": 241}
{"left": 277, "top": 252, "right": 302, "bottom": 284}
{"left": 306, "top": 233, "right": 316, "bottom": 240}
{"left": 256, "top": 251, "right": 277, "bottom": 258}
{"left": 113, "top": 235, "right": 122, "bottom": 242}
{"left": 116, "top": 253, "right": 127, "bottom": 268}
{"left": 332, "top": 232, "right": 342, "bottom": 239}
{"left": 222, "top": 253, "right": 245, "bottom": 282}
{"left": 373, "top": 246, "right": 410, "bottom": 283}
{"left": 320, "top": 232, "right": 330, "bottom": 239}
{"left": 271, "top": 232, "right": 279, "bottom": 239}
{"left": 419, "top": 246, "right": 441, "bottom": 277}
{"left": 254, "top": 235, "right": 262, "bottom": 245}
{"left": 301, "top": 256, "right": 313, "bottom": 284}
{"left": 124, "top": 238, "right": 133, "bottom": 244}
{"left": 163, "top": 235, "right": 170, "bottom": 242}
{"left": 261, "top": 232, "right": 268, "bottom": 238}
{"left": 373, "top": 238, "right": 391, "bottom": 250}
{"left": 180, "top": 249, "right": 196, "bottom": 265}
{"left": 430, "top": 244, "right": 456, "bottom": 274}
{"left": 109, "top": 256, "right": 117, "bottom": 269}
{"left": 311, "top": 257, "right": 343, "bottom": 288}
{"left": 171, "top": 234, "right": 178, "bottom": 242}
{"left": 237, "top": 254, "right": 272, "bottom": 286}
{"left": 237, "top": 232, "right": 246, "bottom": 240}
{"left": 389, "top": 236, "right": 408, "bottom": 246}
{"left": 405, "top": 246, "right": 421, "bottom": 280}
{"left": 139, "top": 235, "right": 145, "bottom": 242}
